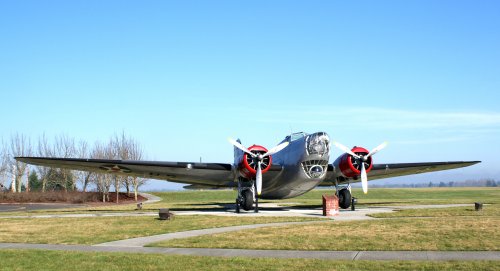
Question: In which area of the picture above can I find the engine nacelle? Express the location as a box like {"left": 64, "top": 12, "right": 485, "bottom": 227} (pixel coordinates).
{"left": 333, "top": 146, "right": 373, "bottom": 178}
{"left": 237, "top": 145, "right": 272, "bottom": 179}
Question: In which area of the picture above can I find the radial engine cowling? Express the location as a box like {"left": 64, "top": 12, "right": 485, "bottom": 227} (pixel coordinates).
{"left": 238, "top": 145, "right": 272, "bottom": 179}
{"left": 333, "top": 146, "right": 373, "bottom": 178}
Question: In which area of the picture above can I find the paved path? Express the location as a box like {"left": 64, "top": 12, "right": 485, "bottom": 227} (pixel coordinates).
{"left": 0, "top": 243, "right": 498, "bottom": 261}
{"left": 0, "top": 203, "right": 85, "bottom": 212}
{"left": 139, "top": 192, "right": 162, "bottom": 204}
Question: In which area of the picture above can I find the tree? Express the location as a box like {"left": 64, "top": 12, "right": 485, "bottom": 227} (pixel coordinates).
{"left": 129, "top": 137, "right": 147, "bottom": 202}
{"left": 91, "top": 141, "right": 114, "bottom": 202}
{"left": 28, "top": 171, "right": 42, "bottom": 191}
{"left": 486, "top": 179, "right": 497, "bottom": 187}
{"left": 0, "top": 139, "right": 8, "bottom": 189}
{"left": 10, "top": 133, "right": 32, "bottom": 192}
{"left": 36, "top": 134, "right": 53, "bottom": 192}
{"left": 75, "top": 140, "right": 93, "bottom": 192}
{"left": 53, "top": 134, "right": 76, "bottom": 191}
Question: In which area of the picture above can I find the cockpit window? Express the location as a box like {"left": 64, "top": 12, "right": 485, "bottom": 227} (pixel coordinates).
{"left": 290, "top": 132, "right": 308, "bottom": 142}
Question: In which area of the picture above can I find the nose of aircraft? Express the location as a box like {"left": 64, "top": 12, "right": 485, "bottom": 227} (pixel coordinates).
{"left": 306, "top": 132, "right": 330, "bottom": 157}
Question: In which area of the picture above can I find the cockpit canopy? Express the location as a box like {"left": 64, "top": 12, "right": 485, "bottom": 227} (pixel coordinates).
{"left": 283, "top": 132, "right": 308, "bottom": 143}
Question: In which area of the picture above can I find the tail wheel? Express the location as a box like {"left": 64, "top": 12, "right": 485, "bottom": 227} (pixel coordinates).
{"left": 338, "top": 189, "right": 351, "bottom": 209}
{"left": 241, "top": 189, "right": 254, "bottom": 211}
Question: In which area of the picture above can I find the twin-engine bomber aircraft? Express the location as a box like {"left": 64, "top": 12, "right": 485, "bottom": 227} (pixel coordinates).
{"left": 16, "top": 132, "right": 480, "bottom": 212}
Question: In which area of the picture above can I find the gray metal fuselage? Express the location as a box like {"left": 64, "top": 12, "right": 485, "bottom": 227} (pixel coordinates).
{"left": 238, "top": 132, "right": 330, "bottom": 200}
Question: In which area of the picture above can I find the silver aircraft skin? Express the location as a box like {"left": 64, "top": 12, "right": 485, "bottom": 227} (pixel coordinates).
{"left": 252, "top": 132, "right": 330, "bottom": 199}
{"left": 16, "top": 131, "right": 480, "bottom": 212}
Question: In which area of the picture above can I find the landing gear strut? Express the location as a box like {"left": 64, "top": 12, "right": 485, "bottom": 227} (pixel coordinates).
{"left": 254, "top": 195, "right": 259, "bottom": 213}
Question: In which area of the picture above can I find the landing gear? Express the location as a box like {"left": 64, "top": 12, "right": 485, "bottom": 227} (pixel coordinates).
{"left": 235, "top": 177, "right": 258, "bottom": 213}
{"left": 241, "top": 189, "right": 254, "bottom": 211}
{"left": 338, "top": 188, "right": 352, "bottom": 209}
{"left": 254, "top": 196, "right": 259, "bottom": 213}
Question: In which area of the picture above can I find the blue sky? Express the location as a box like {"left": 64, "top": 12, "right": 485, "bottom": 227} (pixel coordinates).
{"left": 1, "top": 1, "right": 499, "bottom": 190}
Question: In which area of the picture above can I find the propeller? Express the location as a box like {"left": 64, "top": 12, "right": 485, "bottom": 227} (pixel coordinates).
{"left": 333, "top": 141, "right": 388, "bottom": 194}
{"left": 229, "top": 138, "right": 289, "bottom": 196}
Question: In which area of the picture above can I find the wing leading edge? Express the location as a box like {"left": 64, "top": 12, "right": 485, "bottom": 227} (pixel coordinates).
{"left": 322, "top": 161, "right": 481, "bottom": 186}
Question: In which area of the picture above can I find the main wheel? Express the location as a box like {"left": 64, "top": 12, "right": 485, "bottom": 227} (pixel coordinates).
{"left": 338, "top": 189, "right": 351, "bottom": 209}
{"left": 235, "top": 199, "right": 240, "bottom": 213}
{"left": 242, "top": 189, "right": 254, "bottom": 211}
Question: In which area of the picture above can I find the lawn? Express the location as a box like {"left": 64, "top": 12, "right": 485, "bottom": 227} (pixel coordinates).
{"left": 0, "top": 215, "right": 322, "bottom": 245}
{"left": 0, "top": 250, "right": 496, "bottom": 271}
{"left": 153, "top": 216, "right": 500, "bottom": 251}
{"left": 370, "top": 203, "right": 500, "bottom": 218}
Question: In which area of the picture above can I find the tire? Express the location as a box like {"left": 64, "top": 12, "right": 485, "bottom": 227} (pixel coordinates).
{"left": 235, "top": 199, "right": 240, "bottom": 213}
{"left": 338, "top": 189, "right": 351, "bottom": 209}
{"left": 242, "top": 189, "right": 254, "bottom": 211}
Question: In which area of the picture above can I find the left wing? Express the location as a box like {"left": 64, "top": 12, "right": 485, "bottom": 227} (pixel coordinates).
{"left": 322, "top": 161, "right": 481, "bottom": 185}
{"left": 16, "top": 157, "right": 237, "bottom": 187}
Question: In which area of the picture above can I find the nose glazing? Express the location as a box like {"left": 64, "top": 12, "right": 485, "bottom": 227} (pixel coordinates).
{"left": 306, "top": 132, "right": 330, "bottom": 157}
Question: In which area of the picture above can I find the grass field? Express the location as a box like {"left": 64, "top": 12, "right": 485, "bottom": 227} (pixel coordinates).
{"left": 370, "top": 204, "right": 500, "bottom": 218}
{"left": 0, "top": 216, "right": 322, "bottom": 245}
{"left": 151, "top": 189, "right": 500, "bottom": 251}
{"left": 152, "top": 216, "right": 500, "bottom": 251}
{"left": 0, "top": 250, "right": 497, "bottom": 271}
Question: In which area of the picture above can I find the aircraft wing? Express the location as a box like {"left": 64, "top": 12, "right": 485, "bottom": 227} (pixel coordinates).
{"left": 322, "top": 161, "right": 481, "bottom": 186}
{"left": 15, "top": 157, "right": 240, "bottom": 187}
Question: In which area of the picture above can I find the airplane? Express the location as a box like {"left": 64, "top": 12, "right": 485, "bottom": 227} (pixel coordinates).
{"left": 16, "top": 131, "right": 480, "bottom": 213}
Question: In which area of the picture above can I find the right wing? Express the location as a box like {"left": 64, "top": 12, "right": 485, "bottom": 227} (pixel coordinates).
{"left": 16, "top": 157, "right": 284, "bottom": 188}
{"left": 323, "top": 160, "right": 481, "bottom": 185}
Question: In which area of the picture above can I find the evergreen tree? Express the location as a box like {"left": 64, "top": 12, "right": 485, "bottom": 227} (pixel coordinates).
{"left": 28, "top": 171, "right": 42, "bottom": 191}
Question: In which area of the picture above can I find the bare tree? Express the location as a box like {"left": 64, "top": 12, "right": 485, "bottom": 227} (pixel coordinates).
{"left": 128, "top": 135, "right": 147, "bottom": 201}
{"left": 75, "top": 139, "right": 93, "bottom": 192}
{"left": 10, "top": 133, "right": 32, "bottom": 192}
{"left": 0, "top": 139, "right": 8, "bottom": 190}
{"left": 91, "top": 142, "right": 107, "bottom": 202}
{"left": 36, "top": 134, "right": 53, "bottom": 192}
{"left": 53, "top": 134, "right": 76, "bottom": 191}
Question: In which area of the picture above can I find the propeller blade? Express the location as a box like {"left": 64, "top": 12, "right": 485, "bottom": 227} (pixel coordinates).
{"left": 333, "top": 141, "right": 360, "bottom": 159}
{"left": 263, "top": 142, "right": 289, "bottom": 157}
{"left": 256, "top": 161, "right": 262, "bottom": 195}
{"left": 361, "top": 162, "right": 368, "bottom": 194}
{"left": 366, "top": 142, "right": 388, "bottom": 158}
{"left": 228, "top": 138, "right": 256, "bottom": 157}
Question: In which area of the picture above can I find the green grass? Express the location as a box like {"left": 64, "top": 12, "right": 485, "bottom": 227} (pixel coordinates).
{"left": 153, "top": 216, "right": 500, "bottom": 251}
{"left": 0, "top": 250, "right": 497, "bottom": 271}
{"left": 0, "top": 215, "right": 322, "bottom": 245}
{"left": 280, "top": 187, "right": 500, "bottom": 206}
{"left": 370, "top": 204, "right": 500, "bottom": 218}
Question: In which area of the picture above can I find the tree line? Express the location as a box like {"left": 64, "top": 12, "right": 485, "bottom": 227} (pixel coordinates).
{"left": 0, "top": 132, "right": 148, "bottom": 202}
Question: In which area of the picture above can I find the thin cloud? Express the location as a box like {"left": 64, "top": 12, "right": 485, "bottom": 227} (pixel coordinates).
{"left": 252, "top": 106, "right": 500, "bottom": 132}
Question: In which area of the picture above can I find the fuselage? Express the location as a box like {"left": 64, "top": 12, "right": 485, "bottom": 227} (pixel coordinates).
{"left": 235, "top": 132, "right": 330, "bottom": 199}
